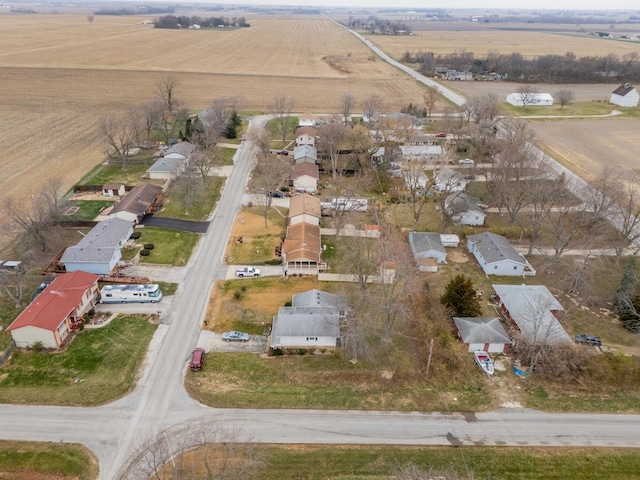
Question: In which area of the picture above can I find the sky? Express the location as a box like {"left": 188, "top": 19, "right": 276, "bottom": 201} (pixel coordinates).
{"left": 180, "top": 0, "right": 640, "bottom": 10}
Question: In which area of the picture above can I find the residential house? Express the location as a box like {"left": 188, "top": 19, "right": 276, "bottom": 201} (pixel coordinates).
{"left": 453, "top": 317, "right": 511, "bottom": 353}
{"left": 295, "top": 126, "right": 318, "bottom": 147}
{"left": 492, "top": 284, "right": 571, "bottom": 345}
{"left": 408, "top": 232, "right": 447, "bottom": 269}
{"left": 282, "top": 221, "right": 321, "bottom": 272}
{"left": 102, "top": 184, "right": 125, "bottom": 197}
{"left": 146, "top": 141, "right": 194, "bottom": 181}
{"left": 403, "top": 169, "right": 430, "bottom": 190}
{"left": 298, "top": 113, "right": 317, "bottom": 127}
{"left": 610, "top": 83, "right": 640, "bottom": 107}
{"left": 107, "top": 182, "right": 163, "bottom": 224}
{"left": 398, "top": 145, "right": 443, "bottom": 162}
{"left": 445, "top": 192, "right": 486, "bottom": 226}
{"left": 6, "top": 271, "right": 100, "bottom": 349}
{"left": 60, "top": 218, "right": 134, "bottom": 275}
{"left": 291, "top": 162, "right": 319, "bottom": 193}
{"left": 289, "top": 194, "right": 321, "bottom": 226}
{"left": 506, "top": 92, "right": 554, "bottom": 106}
{"left": 435, "top": 167, "right": 467, "bottom": 192}
{"left": 294, "top": 145, "right": 318, "bottom": 164}
{"left": 467, "top": 232, "right": 535, "bottom": 276}
{"left": 270, "top": 289, "right": 346, "bottom": 350}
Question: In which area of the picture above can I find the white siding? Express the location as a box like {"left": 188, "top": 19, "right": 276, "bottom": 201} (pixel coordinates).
{"left": 273, "top": 335, "right": 336, "bottom": 348}
{"left": 10, "top": 325, "right": 59, "bottom": 348}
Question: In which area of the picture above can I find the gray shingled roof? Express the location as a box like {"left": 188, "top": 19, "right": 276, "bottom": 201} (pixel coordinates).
{"left": 453, "top": 317, "right": 511, "bottom": 345}
{"left": 445, "top": 192, "right": 484, "bottom": 215}
{"left": 147, "top": 156, "right": 187, "bottom": 174}
{"left": 292, "top": 289, "right": 347, "bottom": 310}
{"left": 467, "top": 232, "right": 525, "bottom": 265}
{"left": 61, "top": 218, "right": 133, "bottom": 263}
{"left": 163, "top": 141, "right": 195, "bottom": 157}
{"left": 294, "top": 145, "right": 317, "bottom": 160}
{"left": 270, "top": 306, "right": 340, "bottom": 342}
{"left": 408, "top": 232, "right": 446, "bottom": 257}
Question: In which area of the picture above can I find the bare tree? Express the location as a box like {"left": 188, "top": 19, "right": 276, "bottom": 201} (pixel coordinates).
{"left": 98, "top": 114, "right": 137, "bottom": 168}
{"left": 362, "top": 94, "right": 384, "bottom": 128}
{"left": 190, "top": 150, "right": 219, "bottom": 181}
{"left": 516, "top": 84, "right": 539, "bottom": 108}
{"left": 157, "top": 76, "right": 180, "bottom": 115}
{"left": 3, "top": 193, "right": 53, "bottom": 252}
{"left": 422, "top": 85, "right": 439, "bottom": 117}
{"left": 155, "top": 76, "right": 188, "bottom": 144}
{"left": 318, "top": 116, "right": 346, "bottom": 183}
{"left": 201, "top": 96, "right": 241, "bottom": 140}
{"left": 247, "top": 125, "right": 273, "bottom": 160}
{"left": 0, "top": 251, "right": 34, "bottom": 307}
{"left": 584, "top": 166, "right": 623, "bottom": 230}
{"left": 87, "top": 15, "right": 94, "bottom": 23}
{"left": 340, "top": 93, "right": 356, "bottom": 126}
{"left": 402, "top": 161, "right": 434, "bottom": 231}
{"left": 545, "top": 200, "right": 588, "bottom": 265}
{"left": 610, "top": 178, "right": 640, "bottom": 260}
{"left": 553, "top": 88, "right": 575, "bottom": 110}
{"left": 170, "top": 174, "right": 206, "bottom": 216}
{"left": 140, "top": 98, "right": 164, "bottom": 143}
{"left": 251, "top": 152, "right": 291, "bottom": 227}
{"left": 521, "top": 175, "right": 561, "bottom": 255}
{"left": 271, "top": 95, "right": 295, "bottom": 144}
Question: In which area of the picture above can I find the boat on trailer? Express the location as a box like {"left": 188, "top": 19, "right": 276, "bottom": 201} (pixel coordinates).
{"left": 473, "top": 350, "right": 494, "bottom": 376}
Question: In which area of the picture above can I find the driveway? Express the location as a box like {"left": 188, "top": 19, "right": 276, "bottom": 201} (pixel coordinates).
{"left": 242, "top": 193, "right": 290, "bottom": 208}
{"left": 200, "top": 331, "right": 267, "bottom": 353}
{"left": 122, "top": 265, "right": 188, "bottom": 283}
{"left": 95, "top": 296, "right": 175, "bottom": 320}
{"left": 140, "top": 216, "right": 209, "bottom": 233}
{"left": 225, "top": 265, "right": 284, "bottom": 279}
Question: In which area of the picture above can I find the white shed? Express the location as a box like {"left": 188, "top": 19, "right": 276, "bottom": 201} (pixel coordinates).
{"left": 610, "top": 83, "right": 640, "bottom": 107}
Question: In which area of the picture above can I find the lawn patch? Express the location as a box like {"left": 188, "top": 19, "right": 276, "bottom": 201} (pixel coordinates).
{"left": 225, "top": 206, "right": 286, "bottom": 264}
{"left": 157, "top": 176, "right": 224, "bottom": 221}
{"left": 134, "top": 227, "right": 200, "bottom": 266}
{"left": 60, "top": 200, "right": 114, "bottom": 221}
{"left": 78, "top": 161, "right": 154, "bottom": 187}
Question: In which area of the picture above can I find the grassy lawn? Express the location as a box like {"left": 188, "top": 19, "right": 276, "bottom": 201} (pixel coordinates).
{"left": 0, "top": 440, "right": 98, "bottom": 480}
{"left": 157, "top": 176, "right": 225, "bottom": 221}
{"left": 185, "top": 352, "right": 489, "bottom": 411}
{"left": 0, "top": 298, "right": 21, "bottom": 351}
{"left": 78, "top": 161, "right": 155, "bottom": 186}
{"left": 0, "top": 315, "right": 157, "bottom": 406}
{"left": 225, "top": 206, "right": 286, "bottom": 265}
{"left": 265, "top": 116, "right": 298, "bottom": 149}
{"left": 133, "top": 227, "right": 200, "bottom": 266}
{"left": 217, "top": 120, "right": 248, "bottom": 145}
{"left": 214, "top": 146, "right": 237, "bottom": 165}
{"left": 259, "top": 445, "right": 640, "bottom": 480}
{"left": 59, "top": 200, "right": 114, "bottom": 221}
{"left": 503, "top": 100, "right": 616, "bottom": 117}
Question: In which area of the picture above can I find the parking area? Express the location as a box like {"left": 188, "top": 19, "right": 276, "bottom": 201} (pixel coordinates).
{"left": 197, "top": 330, "right": 268, "bottom": 353}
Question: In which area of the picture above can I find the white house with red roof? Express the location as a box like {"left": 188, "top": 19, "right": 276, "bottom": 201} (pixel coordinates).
{"left": 7, "top": 271, "right": 100, "bottom": 349}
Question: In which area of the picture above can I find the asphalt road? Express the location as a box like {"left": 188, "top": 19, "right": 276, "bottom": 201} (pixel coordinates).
{"left": 1, "top": 48, "right": 640, "bottom": 480}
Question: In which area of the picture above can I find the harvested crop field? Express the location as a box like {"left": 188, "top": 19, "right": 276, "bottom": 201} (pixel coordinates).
{"left": 0, "top": 14, "right": 427, "bottom": 248}
{"left": 368, "top": 29, "right": 640, "bottom": 60}
{"left": 532, "top": 119, "right": 640, "bottom": 180}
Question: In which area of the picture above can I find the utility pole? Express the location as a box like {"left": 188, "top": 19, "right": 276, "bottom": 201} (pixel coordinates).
{"left": 425, "top": 339, "right": 434, "bottom": 380}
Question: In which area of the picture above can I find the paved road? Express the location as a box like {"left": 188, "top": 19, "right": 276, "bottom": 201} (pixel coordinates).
{"left": 139, "top": 216, "right": 209, "bottom": 233}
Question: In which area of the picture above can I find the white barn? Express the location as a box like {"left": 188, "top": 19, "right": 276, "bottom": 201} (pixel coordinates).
{"left": 506, "top": 92, "right": 554, "bottom": 107}
{"left": 610, "top": 83, "right": 640, "bottom": 107}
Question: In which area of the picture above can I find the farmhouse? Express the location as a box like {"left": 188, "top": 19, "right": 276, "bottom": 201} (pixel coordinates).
{"left": 492, "top": 284, "right": 571, "bottom": 345}
{"left": 435, "top": 167, "right": 467, "bottom": 192}
{"left": 270, "top": 289, "right": 346, "bottom": 350}
{"left": 609, "top": 83, "right": 639, "bottom": 107}
{"left": 295, "top": 126, "right": 318, "bottom": 147}
{"left": 408, "top": 232, "right": 447, "bottom": 269}
{"left": 6, "top": 271, "right": 100, "bottom": 349}
{"left": 506, "top": 92, "right": 554, "bottom": 107}
{"left": 60, "top": 217, "right": 134, "bottom": 275}
{"left": 453, "top": 317, "right": 511, "bottom": 353}
{"left": 108, "top": 182, "right": 163, "bottom": 224}
{"left": 467, "top": 232, "right": 535, "bottom": 276}
{"left": 288, "top": 194, "right": 321, "bottom": 226}
{"left": 291, "top": 162, "right": 319, "bottom": 193}
{"left": 445, "top": 192, "right": 486, "bottom": 226}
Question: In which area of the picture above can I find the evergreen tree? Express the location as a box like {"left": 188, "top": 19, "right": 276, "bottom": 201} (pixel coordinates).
{"left": 440, "top": 274, "right": 482, "bottom": 317}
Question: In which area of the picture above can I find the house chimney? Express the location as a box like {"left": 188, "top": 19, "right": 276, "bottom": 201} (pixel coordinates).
{"left": 625, "top": 82, "right": 632, "bottom": 88}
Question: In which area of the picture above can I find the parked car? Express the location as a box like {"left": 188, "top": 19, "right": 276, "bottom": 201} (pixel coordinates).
{"left": 235, "top": 267, "right": 261, "bottom": 277}
{"left": 434, "top": 132, "right": 447, "bottom": 138}
{"left": 458, "top": 158, "right": 475, "bottom": 165}
{"left": 190, "top": 348, "right": 205, "bottom": 371}
{"left": 574, "top": 334, "right": 602, "bottom": 347}
{"left": 277, "top": 150, "right": 289, "bottom": 156}
{"left": 267, "top": 191, "right": 284, "bottom": 198}
{"left": 222, "top": 330, "right": 250, "bottom": 342}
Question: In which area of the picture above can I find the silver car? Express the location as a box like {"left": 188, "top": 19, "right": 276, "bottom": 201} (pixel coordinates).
{"left": 221, "top": 330, "right": 250, "bottom": 342}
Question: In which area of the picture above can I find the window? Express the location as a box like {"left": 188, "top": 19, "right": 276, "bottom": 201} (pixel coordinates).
{"left": 306, "top": 337, "right": 318, "bottom": 342}
{"left": 494, "top": 265, "right": 498, "bottom": 269}
{"left": 514, "top": 266, "right": 517, "bottom": 270}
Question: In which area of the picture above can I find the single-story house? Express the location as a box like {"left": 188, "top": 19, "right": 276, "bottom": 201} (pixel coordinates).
{"left": 270, "top": 306, "right": 340, "bottom": 349}
{"left": 398, "top": 145, "right": 443, "bottom": 162}
{"left": 283, "top": 221, "right": 321, "bottom": 271}
{"left": 60, "top": 217, "right": 134, "bottom": 275}
{"left": 467, "top": 232, "right": 535, "bottom": 276}
{"left": 291, "top": 162, "right": 319, "bottom": 193}
{"left": 445, "top": 192, "right": 486, "bottom": 226}
{"left": 408, "top": 232, "right": 447, "bottom": 268}
{"left": 163, "top": 141, "right": 195, "bottom": 158}
{"left": 102, "top": 184, "right": 125, "bottom": 197}
{"left": 107, "top": 182, "right": 164, "bottom": 224}
{"left": 298, "top": 113, "right": 317, "bottom": 127}
{"left": 492, "top": 284, "right": 571, "bottom": 345}
{"left": 292, "top": 289, "right": 347, "bottom": 311}
{"left": 410, "top": 134, "right": 438, "bottom": 146}
{"left": 294, "top": 145, "right": 317, "bottom": 164}
{"left": 506, "top": 92, "right": 554, "bottom": 106}
{"left": 289, "top": 194, "right": 321, "bottom": 226}
{"left": 435, "top": 167, "right": 467, "bottom": 192}
{"left": 453, "top": 317, "right": 512, "bottom": 353}
{"left": 146, "top": 156, "right": 189, "bottom": 181}
{"left": 295, "top": 126, "right": 318, "bottom": 146}
{"left": 610, "top": 82, "right": 639, "bottom": 107}
{"left": 6, "top": 271, "right": 100, "bottom": 349}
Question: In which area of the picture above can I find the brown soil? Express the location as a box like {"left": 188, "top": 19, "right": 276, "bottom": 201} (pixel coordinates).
{"left": 448, "top": 249, "right": 469, "bottom": 263}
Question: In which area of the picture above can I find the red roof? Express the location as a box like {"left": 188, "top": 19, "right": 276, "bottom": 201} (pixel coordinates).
{"left": 7, "top": 271, "right": 99, "bottom": 332}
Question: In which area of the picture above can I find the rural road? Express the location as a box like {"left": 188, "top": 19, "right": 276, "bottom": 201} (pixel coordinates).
{"left": 2, "top": 34, "right": 640, "bottom": 480}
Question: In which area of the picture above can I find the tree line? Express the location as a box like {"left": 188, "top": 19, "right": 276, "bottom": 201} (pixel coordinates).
{"left": 95, "top": 6, "right": 174, "bottom": 16}
{"left": 154, "top": 15, "right": 250, "bottom": 29}
{"left": 403, "top": 49, "right": 640, "bottom": 83}
{"left": 345, "top": 16, "right": 413, "bottom": 35}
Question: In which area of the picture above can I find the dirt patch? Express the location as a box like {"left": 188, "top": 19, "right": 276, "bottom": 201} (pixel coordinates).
{"left": 448, "top": 249, "right": 469, "bottom": 263}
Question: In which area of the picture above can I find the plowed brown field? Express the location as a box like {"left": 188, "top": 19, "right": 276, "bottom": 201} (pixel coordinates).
{"left": 0, "top": 14, "right": 427, "bottom": 248}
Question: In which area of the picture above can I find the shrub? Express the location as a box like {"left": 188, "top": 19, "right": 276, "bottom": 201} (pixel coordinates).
{"left": 298, "top": 348, "right": 307, "bottom": 355}
{"left": 139, "top": 249, "right": 151, "bottom": 256}
{"left": 284, "top": 301, "right": 292, "bottom": 307}
{"left": 143, "top": 243, "right": 155, "bottom": 250}
{"left": 130, "top": 232, "right": 142, "bottom": 240}
{"left": 233, "top": 289, "right": 243, "bottom": 301}
{"left": 31, "top": 341, "right": 44, "bottom": 352}
{"left": 271, "top": 348, "right": 284, "bottom": 356}
{"left": 265, "top": 259, "right": 282, "bottom": 265}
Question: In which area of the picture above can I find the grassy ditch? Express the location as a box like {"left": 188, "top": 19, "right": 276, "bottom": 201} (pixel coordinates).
{"left": 0, "top": 440, "right": 98, "bottom": 480}
{"left": 0, "top": 314, "right": 157, "bottom": 406}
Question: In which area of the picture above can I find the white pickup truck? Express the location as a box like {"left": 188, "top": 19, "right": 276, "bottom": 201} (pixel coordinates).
{"left": 235, "top": 267, "right": 261, "bottom": 278}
